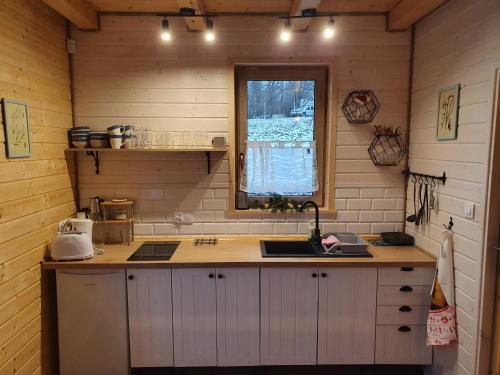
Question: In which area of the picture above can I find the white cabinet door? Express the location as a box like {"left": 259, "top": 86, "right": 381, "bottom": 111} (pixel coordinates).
{"left": 127, "top": 269, "right": 173, "bottom": 367}
{"left": 375, "top": 325, "right": 432, "bottom": 364}
{"left": 260, "top": 267, "right": 319, "bottom": 365}
{"left": 317, "top": 268, "right": 377, "bottom": 364}
{"left": 56, "top": 270, "right": 129, "bottom": 375}
{"left": 216, "top": 267, "right": 260, "bottom": 366}
{"left": 172, "top": 268, "right": 217, "bottom": 367}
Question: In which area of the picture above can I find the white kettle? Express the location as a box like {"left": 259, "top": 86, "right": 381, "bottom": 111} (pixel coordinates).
{"left": 51, "top": 218, "right": 94, "bottom": 261}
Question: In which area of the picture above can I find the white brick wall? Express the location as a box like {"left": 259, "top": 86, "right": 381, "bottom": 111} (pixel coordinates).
{"left": 73, "top": 15, "right": 410, "bottom": 236}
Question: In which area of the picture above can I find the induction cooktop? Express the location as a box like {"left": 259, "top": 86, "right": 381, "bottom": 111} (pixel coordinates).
{"left": 127, "top": 241, "right": 180, "bottom": 261}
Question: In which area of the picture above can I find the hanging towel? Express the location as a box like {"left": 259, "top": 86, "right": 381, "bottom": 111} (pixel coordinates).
{"left": 426, "top": 229, "right": 457, "bottom": 346}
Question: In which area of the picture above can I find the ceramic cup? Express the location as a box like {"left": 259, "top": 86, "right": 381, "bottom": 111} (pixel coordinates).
{"left": 109, "top": 134, "right": 124, "bottom": 149}
{"left": 123, "top": 125, "right": 134, "bottom": 138}
{"left": 108, "top": 125, "right": 124, "bottom": 136}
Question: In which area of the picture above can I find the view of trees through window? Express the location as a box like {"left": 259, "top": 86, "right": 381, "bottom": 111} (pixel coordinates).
{"left": 246, "top": 80, "right": 315, "bottom": 142}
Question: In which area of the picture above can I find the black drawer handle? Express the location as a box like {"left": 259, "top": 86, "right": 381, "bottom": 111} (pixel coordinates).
{"left": 398, "top": 325, "right": 412, "bottom": 332}
{"left": 400, "top": 285, "right": 413, "bottom": 292}
{"left": 128, "top": 275, "right": 134, "bottom": 280}
{"left": 312, "top": 273, "right": 318, "bottom": 278}
{"left": 401, "top": 266, "right": 414, "bottom": 272}
{"left": 399, "top": 305, "right": 412, "bottom": 312}
{"left": 321, "top": 273, "right": 327, "bottom": 278}
{"left": 208, "top": 273, "right": 214, "bottom": 279}
{"left": 217, "top": 274, "right": 224, "bottom": 279}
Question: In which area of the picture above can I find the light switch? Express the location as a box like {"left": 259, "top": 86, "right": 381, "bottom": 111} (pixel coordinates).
{"left": 464, "top": 202, "right": 475, "bottom": 219}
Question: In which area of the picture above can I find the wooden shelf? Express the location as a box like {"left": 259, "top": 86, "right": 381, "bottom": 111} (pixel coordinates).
{"left": 100, "top": 200, "right": 135, "bottom": 206}
{"left": 67, "top": 146, "right": 228, "bottom": 152}
{"left": 95, "top": 219, "right": 134, "bottom": 224}
{"left": 67, "top": 146, "right": 227, "bottom": 174}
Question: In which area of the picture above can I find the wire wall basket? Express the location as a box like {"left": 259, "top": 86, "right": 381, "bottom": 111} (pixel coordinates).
{"left": 368, "top": 126, "right": 407, "bottom": 166}
{"left": 341, "top": 90, "right": 380, "bottom": 124}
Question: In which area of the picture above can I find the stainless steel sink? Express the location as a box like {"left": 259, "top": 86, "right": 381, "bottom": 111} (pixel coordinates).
{"left": 260, "top": 238, "right": 372, "bottom": 258}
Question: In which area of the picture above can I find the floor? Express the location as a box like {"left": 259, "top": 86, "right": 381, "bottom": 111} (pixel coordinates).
{"left": 132, "top": 366, "right": 424, "bottom": 375}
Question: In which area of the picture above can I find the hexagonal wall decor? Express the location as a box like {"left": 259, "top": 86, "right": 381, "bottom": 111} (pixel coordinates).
{"left": 341, "top": 90, "right": 380, "bottom": 124}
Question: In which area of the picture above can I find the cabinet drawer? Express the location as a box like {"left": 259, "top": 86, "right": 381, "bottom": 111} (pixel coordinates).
{"left": 375, "top": 325, "right": 432, "bottom": 365}
{"left": 377, "top": 285, "right": 431, "bottom": 306}
{"left": 378, "top": 267, "right": 434, "bottom": 286}
{"left": 376, "top": 305, "right": 428, "bottom": 325}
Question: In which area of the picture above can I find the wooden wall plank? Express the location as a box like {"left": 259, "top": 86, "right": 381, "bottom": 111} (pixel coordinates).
{"left": 405, "top": 0, "right": 500, "bottom": 373}
{"left": 0, "top": 2, "right": 74, "bottom": 374}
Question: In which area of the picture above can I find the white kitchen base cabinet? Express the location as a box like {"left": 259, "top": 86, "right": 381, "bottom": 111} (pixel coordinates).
{"left": 375, "top": 325, "right": 432, "bottom": 364}
{"left": 317, "top": 268, "right": 377, "bottom": 364}
{"left": 56, "top": 270, "right": 129, "bottom": 375}
{"left": 172, "top": 268, "right": 218, "bottom": 367}
{"left": 127, "top": 269, "right": 173, "bottom": 367}
{"left": 216, "top": 268, "right": 260, "bottom": 366}
{"left": 260, "top": 267, "right": 319, "bottom": 365}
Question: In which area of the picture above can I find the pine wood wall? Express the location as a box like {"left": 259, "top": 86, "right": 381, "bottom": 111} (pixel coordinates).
{"left": 0, "top": 1, "right": 75, "bottom": 373}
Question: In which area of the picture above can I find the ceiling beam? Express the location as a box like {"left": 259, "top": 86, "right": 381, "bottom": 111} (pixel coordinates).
{"left": 388, "top": 0, "right": 447, "bottom": 30}
{"left": 289, "top": 0, "right": 322, "bottom": 31}
{"left": 176, "top": 0, "right": 207, "bottom": 31}
{"left": 42, "top": 0, "right": 98, "bottom": 30}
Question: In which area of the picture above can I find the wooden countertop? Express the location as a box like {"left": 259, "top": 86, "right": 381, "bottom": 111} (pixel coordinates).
{"left": 42, "top": 236, "right": 436, "bottom": 269}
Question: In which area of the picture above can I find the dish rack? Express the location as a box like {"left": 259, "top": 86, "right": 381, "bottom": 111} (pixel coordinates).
{"left": 97, "top": 200, "right": 135, "bottom": 245}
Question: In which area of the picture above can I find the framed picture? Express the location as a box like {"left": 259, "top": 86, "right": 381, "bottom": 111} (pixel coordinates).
{"left": 2, "top": 98, "right": 31, "bottom": 158}
{"left": 436, "top": 85, "right": 459, "bottom": 140}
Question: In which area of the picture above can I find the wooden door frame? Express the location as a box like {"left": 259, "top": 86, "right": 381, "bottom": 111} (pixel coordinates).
{"left": 476, "top": 67, "right": 500, "bottom": 375}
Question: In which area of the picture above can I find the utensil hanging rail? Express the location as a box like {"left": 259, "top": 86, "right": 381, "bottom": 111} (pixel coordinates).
{"left": 402, "top": 169, "right": 446, "bottom": 185}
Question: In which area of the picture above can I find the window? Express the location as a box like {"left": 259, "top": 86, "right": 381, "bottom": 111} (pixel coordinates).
{"left": 235, "top": 65, "right": 328, "bottom": 206}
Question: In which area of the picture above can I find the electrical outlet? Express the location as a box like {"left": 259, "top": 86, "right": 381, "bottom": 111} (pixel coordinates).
{"left": 464, "top": 202, "right": 475, "bottom": 219}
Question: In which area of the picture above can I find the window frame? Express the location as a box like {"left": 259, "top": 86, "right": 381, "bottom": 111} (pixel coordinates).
{"left": 236, "top": 66, "right": 327, "bottom": 204}
{"left": 227, "top": 59, "right": 338, "bottom": 217}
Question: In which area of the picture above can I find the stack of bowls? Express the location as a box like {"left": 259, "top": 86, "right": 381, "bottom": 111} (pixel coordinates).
{"left": 70, "top": 127, "right": 90, "bottom": 148}
{"left": 90, "top": 131, "right": 109, "bottom": 148}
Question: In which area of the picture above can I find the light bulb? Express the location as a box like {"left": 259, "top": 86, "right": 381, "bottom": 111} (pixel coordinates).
{"left": 280, "top": 20, "right": 292, "bottom": 42}
{"left": 205, "top": 19, "right": 215, "bottom": 42}
{"left": 161, "top": 19, "right": 171, "bottom": 41}
{"left": 323, "top": 18, "right": 335, "bottom": 39}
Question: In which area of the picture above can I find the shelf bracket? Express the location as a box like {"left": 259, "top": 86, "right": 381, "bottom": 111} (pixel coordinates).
{"left": 205, "top": 151, "right": 211, "bottom": 174}
{"left": 86, "top": 151, "right": 100, "bottom": 174}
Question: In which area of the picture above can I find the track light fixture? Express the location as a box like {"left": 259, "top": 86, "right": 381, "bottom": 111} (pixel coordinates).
{"left": 161, "top": 17, "right": 171, "bottom": 41}
{"left": 323, "top": 16, "right": 335, "bottom": 39}
{"left": 280, "top": 19, "right": 292, "bottom": 42}
{"left": 205, "top": 18, "right": 215, "bottom": 42}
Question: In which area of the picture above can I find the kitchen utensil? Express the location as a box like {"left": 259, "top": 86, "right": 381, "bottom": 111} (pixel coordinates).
{"left": 416, "top": 181, "right": 424, "bottom": 225}
{"left": 406, "top": 178, "right": 417, "bottom": 222}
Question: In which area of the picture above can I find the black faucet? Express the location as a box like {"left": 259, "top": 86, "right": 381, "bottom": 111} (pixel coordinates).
{"left": 299, "top": 200, "right": 321, "bottom": 245}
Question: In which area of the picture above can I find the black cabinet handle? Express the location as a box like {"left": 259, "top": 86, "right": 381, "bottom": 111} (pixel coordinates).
{"left": 400, "top": 285, "right": 413, "bottom": 292}
{"left": 312, "top": 273, "right": 318, "bottom": 278}
{"left": 217, "top": 274, "right": 224, "bottom": 279}
{"left": 128, "top": 275, "right": 134, "bottom": 280}
{"left": 208, "top": 273, "right": 214, "bottom": 279}
{"left": 401, "top": 266, "right": 414, "bottom": 272}
{"left": 398, "top": 325, "right": 412, "bottom": 332}
{"left": 321, "top": 273, "right": 327, "bottom": 278}
{"left": 399, "top": 305, "right": 412, "bottom": 312}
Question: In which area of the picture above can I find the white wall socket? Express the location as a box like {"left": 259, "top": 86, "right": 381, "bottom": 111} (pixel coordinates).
{"left": 464, "top": 202, "right": 475, "bottom": 219}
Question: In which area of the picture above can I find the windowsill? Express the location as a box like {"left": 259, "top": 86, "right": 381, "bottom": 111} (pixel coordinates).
{"left": 225, "top": 209, "right": 337, "bottom": 219}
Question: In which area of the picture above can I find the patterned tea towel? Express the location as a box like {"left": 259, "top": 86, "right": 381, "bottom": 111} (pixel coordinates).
{"left": 427, "top": 229, "right": 457, "bottom": 346}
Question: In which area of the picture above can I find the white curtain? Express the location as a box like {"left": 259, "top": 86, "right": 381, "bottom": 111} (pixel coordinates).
{"left": 240, "top": 141, "right": 318, "bottom": 194}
